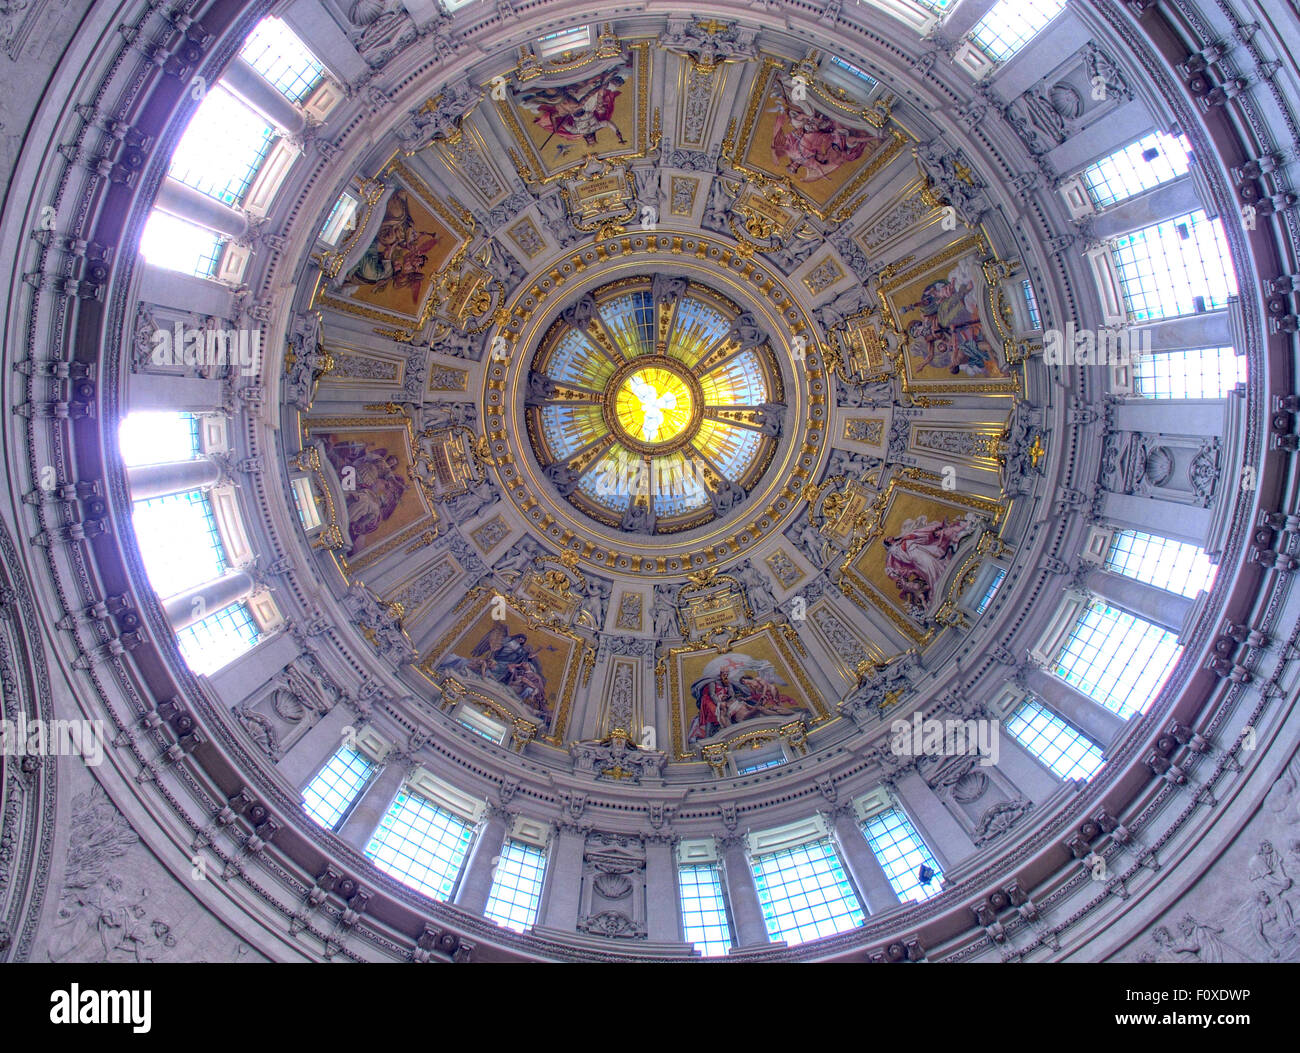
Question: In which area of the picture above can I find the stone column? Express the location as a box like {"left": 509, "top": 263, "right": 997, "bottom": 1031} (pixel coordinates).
{"left": 721, "top": 835, "right": 769, "bottom": 949}
{"left": 154, "top": 179, "right": 250, "bottom": 239}
{"left": 277, "top": 701, "right": 356, "bottom": 790}
{"left": 454, "top": 808, "right": 510, "bottom": 915}
{"left": 1090, "top": 178, "right": 1202, "bottom": 240}
{"left": 1084, "top": 568, "right": 1193, "bottom": 635}
{"left": 208, "top": 632, "right": 299, "bottom": 705}
{"left": 994, "top": 728, "right": 1063, "bottom": 801}
{"left": 222, "top": 56, "right": 306, "bottom": 133}
{"left": 1023, "top": 665, "right": 1125, "bottom": 748}
{"left": 643, "top": 836, "right": 680, "bottom": 942}
{"left": 336, "top": 756, "right": 407, "bottom": 852}
{"left": 127, "top": 457, "right": 221, "bottom": 500}
{"left": 281, "top": 0, "right": 369, "bottom": 82}
{"left": 163, "top": 569, "right": 255, "bottom": 629}
{"left": 126, "top": 372, "right": 226, "bottom": 413}
{"left": 891, "top": 769, "right": 976, "bottom": 871}
{"left": 831, "top": 808, "right": 900, "bottom": 915}
{"left": 539, "top": 824, "right": 586, "bottom": 930}
{"left": 1100, "top": 492, "right": 1212, "bottom": 547}
{"left": 940, "top": 0, "right": 999, "bottom": 38}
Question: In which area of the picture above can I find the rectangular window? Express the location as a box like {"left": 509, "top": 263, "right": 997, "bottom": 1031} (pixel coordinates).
{"left": 175, "top": 601, "right": 261, "bottom": 676}
{"left": 139, "top": 211, "right": 227, "bottom": 279}
{"left": 365, "top": 790, "right": 476, "bottom": 902}
{"left": 484, "top": 839, "right": 548, "bottom": 933}
{"left": 678, "top": 863, "right": 733, "bottom": 957}
{"left": 458, "top": 720, "right": 498, "bottom": 742}
{"left": 828, "top": 55, "right": 877, "bottom": 88}
{"left": 1005, "top": 698, "right": 1106, "bottom": 780}
{"left": 119, "top": 411, "right": 201, "bottom": 467}
{"left": 240, "top": 16, "right": 325, "bottom": 104}
{"left": 319, "top": 191, "right": 360, "bottom": 246}
{"left": 537, "top": 25, "right": 592, "bottom": 57}
{"left": 168, "top": 84, "right": 277, "bottom": 207}
{"left": 975, "top": 567, "right": 1007, "bottom": 614}
{"left": 302, "top": 746, "right": 375, "bottom": 830}
{"left": 1080, "top": 131, "right": 1191, "bottom": 210}
{"left": 1110, "top": 210, "right": 1238, "bottom": 322}
{"left": 736, "top": 756, "right": 785, "bottom": 775}
{"left": 1104, "top": 529, "right": 1217, "bottom": 598}
{"left": 750, "top": 839, "right": 865, "bottom": 946}
{"left": 1021, "top": 278, "right": 1042, "bottom": 329}
{"left": 969, "top": 0, "right": 1066, "bottom": 62}
{"left": 1131, "top": 346, "right": 1245, "bottom": 399}
{"left": 132, "top": 490, "right": 228, "bottom": 599}
{"left": 1052, "top": 601, "right": 1182, "bottom": 719}
{"left": 860, "top": 807, "right": 944, "bottom": 904}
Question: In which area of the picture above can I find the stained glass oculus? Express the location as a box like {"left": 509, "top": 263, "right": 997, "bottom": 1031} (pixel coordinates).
{"left": 527, "top": 277, "right": 785, "bottom": 535}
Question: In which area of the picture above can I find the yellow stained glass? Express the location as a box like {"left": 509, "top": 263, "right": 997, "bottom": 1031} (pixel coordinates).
{"left": 615, "top": 368, "right": 694, "bottom": 444}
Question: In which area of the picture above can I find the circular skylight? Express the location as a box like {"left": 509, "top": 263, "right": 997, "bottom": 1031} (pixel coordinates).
{"left": 526, "top": 277, "right": 784, "bottom": 535}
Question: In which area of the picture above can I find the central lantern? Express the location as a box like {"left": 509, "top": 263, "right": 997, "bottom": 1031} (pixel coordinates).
{"left": 612, "top": 362, "right": 696, "bottom": 446}
{"left": 525, "top": 276, "right": 786, "bottom": 536}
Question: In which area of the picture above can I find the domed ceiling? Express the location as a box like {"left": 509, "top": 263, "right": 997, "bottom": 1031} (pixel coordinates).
{"left": 289, "top": 17, "right": 1040, "bottom": 773}
{"left": 4, "top": 0, "right": 1297, "bottom": 965}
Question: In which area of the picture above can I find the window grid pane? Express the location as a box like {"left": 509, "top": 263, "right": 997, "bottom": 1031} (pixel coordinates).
{"left": 140, "top": 211, "right": 227, "bottom": 278}
{"left": 459, "top": 719, "right": 503, "bottom": 743}
{"left": 749, "top": 839, "right": 864, "bottom": 946}
{"left": 175, "top": 601, "right": 260, "bottom": 676}
{"left": 975, "top": 567, "right": 1007, "bottom": 614}
{"left": 678, "top": 863, "right": 732, "bottom": 956}
{"left": 131, "top": 490, "right": 227, "bottom": 599}
{"left": 861, "top": 808, "right": 943, "bottom": 903}
{"left": 302, "top": 746, "right": 375, "bottom": 830}
{"left": 1110, "top": 211, "right": 1238, "bottom": 322}
{"left": 484, "top": 840, "right": 548, "bottom": 933}
{"left": 1081, "top": 131, "right": 1191, "bottom": 209}
{"left": 365, "top": 791, "right": 475, "bottom": 902}
{"left": 736, "top": 757, "right": 785, "bottom": 774}
{"left": 1132, "top": 346, "right": 1245, "bottom": 399}
{"left": 240, "top": 16, "right": 325, "bottom": 104}
{"left": 119, "top": 411, "right": 201, "bottom": 467}
{"left": 537, "top": 26, "right": 591, "bottom": 57}
{"left": 970, "top": 0, "right": 1066, "bottom": 62}
{"left": 1021, "top": 278, "right": 1042, "bottom": 329}
{"left": 168, "top": 85, "right": 276, "bottom": 207}
{"left": 1104, "top": 529, "right": 1217, "bottom": 599}
{"left": 1005, "top": 699, "right": 1107, "bottom": 781}
{"left": 1052, "top": 601, "right": 1182, "bottom": 720}
{"left": 828, "top": 55, "right": 877, "bottom": 87}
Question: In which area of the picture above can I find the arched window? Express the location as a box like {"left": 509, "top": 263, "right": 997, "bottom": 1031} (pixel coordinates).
{"left": 1052, "top": 601, "right": 1182, "bottom": 720}
{"left": 969, "top": 0, "right": 1066, "bottom": 62}
{"left": 860, "top": 805, "right": 944, "bottom": 904}
{"left": 1079, "top": 131, "right": 1191, "bottom": 210}
{"left": 1131, "top": 346, "right": 1245, "bottom": 399}
{"left": 365, "top": 791, "right": 478, "bottom": 902}
{"left": 1102, "top": 529, "right": 1217, "bottom": 598}
{"left": 1005, "top": 698, "right": 1107, "bottom": 781}
{"left": 748, "top": 824, "right": 865, "bottom": 945}
{"left": 677, "top": 862, "right": 733, "bottom": 956}
{"left": 1110, "top": 211, "right": 1237, "bottom": 321}
{"left": 484, "top": 840, "right": 549, "bottom": 933}
{"left": 239, "top": 16, "right": 325, "bottom": 104}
